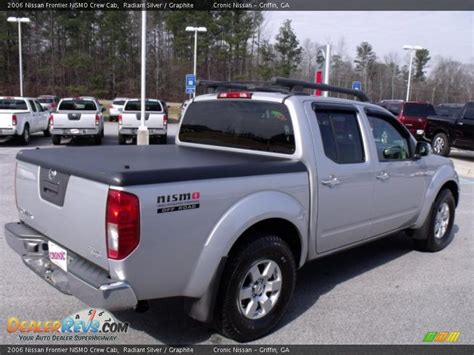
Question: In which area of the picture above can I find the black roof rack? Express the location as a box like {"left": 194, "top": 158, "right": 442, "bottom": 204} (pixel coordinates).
{"left": 270, "top": 77, "right": 370, "bottom": 102}
{"left": 197, "top": 77, "right": 370, "bottom": 102}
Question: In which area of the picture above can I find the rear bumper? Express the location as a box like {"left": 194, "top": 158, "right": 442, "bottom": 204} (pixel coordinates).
{"left": 0, "top": 128, "right": 17, "bottom": 136}
{"left": 119, "top": 127, "right": 167, "bottom": 136}
{"left": 4, "top": 222, "right": 137, "bottom": 311}
{"left": 51, "top": 128, "right": 100, "bottom": 136}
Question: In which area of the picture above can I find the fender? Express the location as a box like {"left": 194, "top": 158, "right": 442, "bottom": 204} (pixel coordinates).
{"left": 184, "top": 190, "right": 308, "bottom": 299}
{"left": 413, "top": 163, "right": 459, "bottom": 230}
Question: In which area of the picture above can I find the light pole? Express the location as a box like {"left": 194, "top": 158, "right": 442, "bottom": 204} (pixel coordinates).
{"left": 185, "top": 26, "right": 207, "bottom": 97}
{"left": 7, "top": 17, "right": 30, "bottom": 97}
{"left": 403, "top": 45, "right": 423, "bottom": 101}
{"left": 137, "top": 9, "right": 149, "bottom": 145}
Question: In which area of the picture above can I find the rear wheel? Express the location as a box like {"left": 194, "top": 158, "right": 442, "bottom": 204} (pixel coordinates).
{"left": 411, "top": 189, "right": 455, "bottom": 252}
{"left": 214, "top": 234, "right": 296, "bottom": 342}
{"left": 52, "top": 135, "right": 61, "bottom": 145}
{"left": 93, "top": 134, "right": 102, "bottom": 145}
{"left": 19, "top": 125, "right": 30, "bottom": 145}
{"left": 43, "top": 122, "right": 51, "bottom": 137}
{"left": 159, "top": 134, "right": 167, "bottom": 144}
{"left": 432, "top": 133, "right": 450, "bottom": 156}
{"left": 118, "top": 134, "right": 126, "bottom": 145}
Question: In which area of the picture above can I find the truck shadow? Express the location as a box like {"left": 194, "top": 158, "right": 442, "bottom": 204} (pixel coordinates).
{"left": 450, "top": 149, "right": 474, "bottom": 162}
{"left": 114, "top": 227, "right": 459, "bottom": 345}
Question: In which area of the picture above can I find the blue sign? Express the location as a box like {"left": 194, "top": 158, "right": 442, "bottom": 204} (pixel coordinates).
{"left": 352, "top": 81, "right": 362, "bottom": 91}
{"left": 186, "top": 74, "right": 196, "bottom": 93}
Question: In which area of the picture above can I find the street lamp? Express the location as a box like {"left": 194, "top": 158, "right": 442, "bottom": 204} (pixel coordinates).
{"left": 7, "top": 17, "right": 31, "bottom": 97}
{"left": 185, "top": 26, "right": 207, "bottom": 97}
{"left": 137, "top": 9, "right": 149, "bottom": 145}
{"left": 403, "top": 44, "right": 423, "bottom": 101}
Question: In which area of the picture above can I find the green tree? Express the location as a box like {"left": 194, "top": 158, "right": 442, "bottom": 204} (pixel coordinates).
{"left": 354, "top": 42, "right": 376, "bottom": 91}
{"left": 414, "top": 48, "right": 431, "bottom": 81}
{"left": 274, "top": 20, "right": 302, "bottom": 77}
{"left": 258, "top": 40, "right": 276, "bottom": 80}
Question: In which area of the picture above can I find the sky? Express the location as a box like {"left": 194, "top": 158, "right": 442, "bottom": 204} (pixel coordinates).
{"left": 266, "top": 11, "right": 474, "bottom": 65}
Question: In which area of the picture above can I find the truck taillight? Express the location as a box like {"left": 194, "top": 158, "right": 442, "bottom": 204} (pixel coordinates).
{"left": 49, "top": 114, "right": 54, "bottom": 128}
{"left": 95, "top": 114, "right": 100, "bottom": 126}
{"left": 106, "top": 189, "right": 140, "bottom": 260}
{"left": 12, "top": 114, "right": 17, "bottom": 126}
{"left": 118, "top": 114, "right": 122, "bottom": 126}
{"left": 163, "top": 114, "right": 168, "bottom": 126}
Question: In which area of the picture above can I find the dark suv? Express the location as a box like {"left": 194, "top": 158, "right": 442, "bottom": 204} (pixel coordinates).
{"left": 378, "top": 100, "right": 436, "bottom": 140}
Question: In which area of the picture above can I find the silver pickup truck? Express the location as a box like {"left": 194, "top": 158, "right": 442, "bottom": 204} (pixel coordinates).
{"left": 5, "top": 78, "right": 459, "bottom": 342}
{"left": 50, "top": 97, "right": 105, "bottom": 145}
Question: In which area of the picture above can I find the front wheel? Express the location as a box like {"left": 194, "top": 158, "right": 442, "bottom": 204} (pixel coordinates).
{"left": 432, "top": 133, "right": 450, "bottom": 156}
{"left": 214, "top": 235, "right": 296, "bottom": 342}
{"left": 411, "top": 189, "right": 456, "bottom": 252}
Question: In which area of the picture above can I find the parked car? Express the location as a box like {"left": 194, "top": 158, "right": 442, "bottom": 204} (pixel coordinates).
{"left": 378, "top": 100, "right": 436, "bottom": 140}
{"left": 118, "top": 98, "right": 168, "bottom": 144}
{"left": 5, "top": 78, "right": 459, "bottom": 342}
{"left": 425, "top": 102, "right": 474, "bottom": 156}
{"left": 0, "top": 96, "right": 50, "bottom": 144}
{"left": 50, "top": 97, "right": 105, "bottom": 145}
{"left": 435, "top": 103, "right": 464, "bottom": 118}
{"left": 37, "top": 95, "right": 60, "bottom": 112}
{"left": 109, "top": 97, "right": 128, "bottom": 122}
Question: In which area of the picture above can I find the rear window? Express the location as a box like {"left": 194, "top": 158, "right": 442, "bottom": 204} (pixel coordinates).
{"left": 113, "top": 100, "right": 126, "bottom": 105}
{"left": 179, "top": 100, "right": 295, "bottom": 155}
{"left": 381, "top": 102, "right": 402, "bottom": 115}
{"left": 0, "top": 99, "right": 27, "bottom": 110}
{"left": 124, "top": 100, "right": 163, "bottom": 112}
{"left": 38, "top": 98, "right": 53, "bottom": 103}
{"left": 58, "top": 100, "right": 97, "bottom": 111}
{"left": 403, "top": 103, "right": 435, "bottom": 116}
{"left": 435, "top": 106, "right": 462, "bottom": 117}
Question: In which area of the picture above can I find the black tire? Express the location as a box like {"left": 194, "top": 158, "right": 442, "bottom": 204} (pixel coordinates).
{"left": 94, "top": 134, "right": 102, "bottom": 145}
{"left": 19, "top": 125, "right": 30, "bottom": 145}
{"left": 101, "top": 128, "right": 104, "bottom": 138}
{"left": 43, "top": 122, "right": 51, "bottom": 137}
{"left": 431, "top": 133, "right": 450, "bottom": 156}
{"left": 214, "top": 235, "right": 296, "bottom": 342}
{"left": 52, "top": 135, "right": 61, "bottom": 145}
{"left": 159, "top": 134, "right": 167, "bottom": 145}
{"left": 118, "top": 134, "right": 126, "bottom": 145}
{"left": 412, "top": 189, "right": 455, "bottom": 252}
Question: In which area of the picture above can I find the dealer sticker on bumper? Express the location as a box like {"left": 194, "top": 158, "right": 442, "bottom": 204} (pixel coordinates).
{"left": 48, "top": 241, "right": 68, "bottom": 272}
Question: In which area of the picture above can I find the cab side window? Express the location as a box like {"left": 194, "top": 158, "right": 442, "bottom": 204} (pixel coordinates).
{"left": 367, "top": 115, "right": 411, "bottom": 161}
{"left": 314, "top": 108, "right": 365, "bottom": 164}
{"left": 29, "top": 100, "right": 37, "bottom": 112}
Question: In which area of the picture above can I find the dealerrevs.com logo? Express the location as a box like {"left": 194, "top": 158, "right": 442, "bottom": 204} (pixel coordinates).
{"left": 7, "top": 308, "right": 129, "bottom": 341}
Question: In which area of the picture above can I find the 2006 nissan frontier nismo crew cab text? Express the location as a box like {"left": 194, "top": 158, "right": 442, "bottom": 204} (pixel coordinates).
{"left": 5, "top": 78, "right": 459, "bottom": 342}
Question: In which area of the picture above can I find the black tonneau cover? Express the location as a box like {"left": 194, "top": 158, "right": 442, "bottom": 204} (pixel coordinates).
{"left": 17, "top": 145, "right": 306, "bottom": 186}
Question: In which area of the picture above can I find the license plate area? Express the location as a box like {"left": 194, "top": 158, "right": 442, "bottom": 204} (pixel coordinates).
{"left": 48, "top": 241, "right": 68, "bottom": 272}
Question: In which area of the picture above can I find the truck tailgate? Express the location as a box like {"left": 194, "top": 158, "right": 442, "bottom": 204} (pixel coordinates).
{"left": 53, "top": 111, "right": 97, "bottom": 129}
{"left": 0, "top": 112, "right": 23, "bottom": 129}
{"left": 15, "top": 161, "right": 109, "bottom": 270}
{"left": 122, "top": 112, "right": 164, "bottom": 129}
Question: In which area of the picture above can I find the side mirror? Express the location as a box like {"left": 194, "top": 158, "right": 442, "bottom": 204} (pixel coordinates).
{"left": 414, "top": 141, "right": 432, "bottom": 159}
{"left": 383, "top": 146, "right": 403, "bottom": 160}
{"left": 101, "top": 107, "right": 106, "bottom": 113}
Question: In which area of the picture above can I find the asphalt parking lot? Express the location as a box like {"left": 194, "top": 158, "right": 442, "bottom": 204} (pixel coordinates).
{"left": 0, "top": 122, "right": 473, "bottom": 345}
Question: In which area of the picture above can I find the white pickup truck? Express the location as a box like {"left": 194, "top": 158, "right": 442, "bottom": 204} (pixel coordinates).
{"left": 118, "top": 99, "right": 168, "bottom": 144}
{"left": 0, "top": 97, "right": 50, "bottom": 145}
{"left": 50, "top": 97, "right": 105, "bottom": 145}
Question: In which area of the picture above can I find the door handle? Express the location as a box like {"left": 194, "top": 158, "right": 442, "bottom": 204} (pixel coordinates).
{"left": 376, "top": 171, "right": 390, "bottom": 181}
{"left": 321, "top": 176, "right": 341, "bottom": 187}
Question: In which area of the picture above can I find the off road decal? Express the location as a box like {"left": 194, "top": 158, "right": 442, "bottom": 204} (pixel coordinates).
{"left": 157, "top": 192, "right": 200, "bottom": 214}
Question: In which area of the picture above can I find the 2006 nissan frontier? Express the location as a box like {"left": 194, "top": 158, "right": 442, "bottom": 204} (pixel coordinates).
{"left": 5, "top": 78, "right": 459, "bottom": 342}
